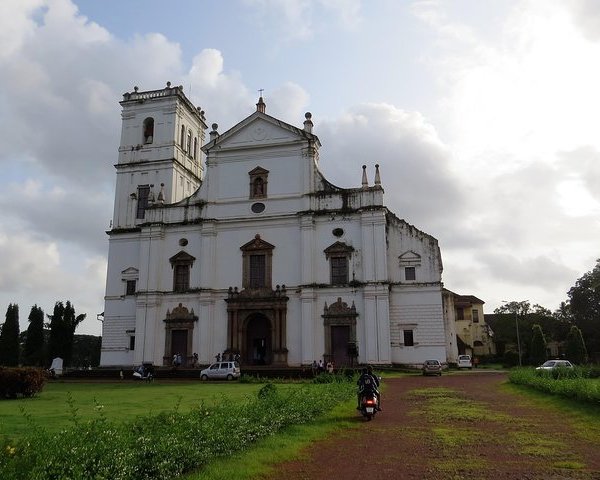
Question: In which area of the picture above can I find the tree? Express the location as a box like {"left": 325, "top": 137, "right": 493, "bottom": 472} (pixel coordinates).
{"left": 23, "top": 305, "right": 45, "bottom": 366}
{"left": 71, "top": 335, "right": 101, "bottom": 368}
{"left": 529, "top": 324, "right": 547, "bottom": 366}
{"left": 47, "top": 301, "right": 86, "bottom": 367}
{"left": 565, "top": 325, "right": 588, "bottom": 365}
{"left": 0, "top": 304, "right": 20, "bottom": 366}
{"left": 567, "top": 259, "right": 600, "bottom": 358}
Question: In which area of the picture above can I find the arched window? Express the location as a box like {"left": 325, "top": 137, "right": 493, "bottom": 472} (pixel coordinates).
{"left": 193, "top": 137, "right": 198, "bottom": 160}
{"left": 180, "top": 125, "right": 186, "bottom": 150}
{"left": 143, "top": 117, "right": 154, "bottom": 144}
{"left": 187, "top": 131, "right": 192, "bottom": 156}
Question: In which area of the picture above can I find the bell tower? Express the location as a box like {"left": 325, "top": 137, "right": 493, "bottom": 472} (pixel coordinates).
{"left": 111, "top": 82, "right": 208, "bottom": 229}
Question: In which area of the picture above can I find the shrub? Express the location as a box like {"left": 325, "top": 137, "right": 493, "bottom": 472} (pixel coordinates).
{"left": 509, "top": 367, "right": 600, "bottom": 404}
{"left": 0, "top": 379, "right": 354, "bottom": 479}
{"left": 0, "top": 368, "right": 46, "bottom": 399}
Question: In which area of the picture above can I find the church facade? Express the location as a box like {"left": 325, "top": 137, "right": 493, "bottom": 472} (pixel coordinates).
{"left": 100, "top": 83, "right": 450, "bottom": 368}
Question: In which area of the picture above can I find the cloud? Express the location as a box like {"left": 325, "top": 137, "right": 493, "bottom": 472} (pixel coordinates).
{"left": 185, "top": 49, "right": 252, "bottom": 128}
{"left": 266, "top": 82, "right": 310, "bottom": 122}
{"left": 0, "top": 229, "right": 106, "bottom": 333}
{"left": 242, "top": 0, "right": 362, "bottom": 41}
{"left": 317, "top": 102, "right": 465, "bottom": 235}
{"left": 407, "top": 0, "right": 600, "bottom": 311}
{"left": 479, "top": 252, "right": 579, "bottom": 290}
{"left": 565, "top": 0, "right": 600, "bottom": 41}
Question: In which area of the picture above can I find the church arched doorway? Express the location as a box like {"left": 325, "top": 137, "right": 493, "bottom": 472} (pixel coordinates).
{"left": 244, "top": 314, "right": 272, "bottom": 365}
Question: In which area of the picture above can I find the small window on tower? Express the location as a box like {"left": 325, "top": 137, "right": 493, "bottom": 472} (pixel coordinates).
{"left": 136, "top": 185, "right": 150, "bottom": 219}
{"left": 180, "top": 125, "right": 186, "bottom": 150}
{"left": 403, "top": 329, "right": 414, "bottom": 347}
{"left": 143, "top": 117, "right": 154, "bottom": 144}
{"left": 125, "top": 280, "right": 136, "bottom": 296}
{"left": 187, "top": 131, "right": 192, "bottom": 156}
{"left": 193, "top": 137, "right": 198, "bottom": 160}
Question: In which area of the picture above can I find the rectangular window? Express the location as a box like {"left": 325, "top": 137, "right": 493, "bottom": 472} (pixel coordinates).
{"left": 472, "top": 309, "right": 479, "bottom": 323}
{"left": 456, "top": 307, "right": 464, "bottom": 320}
{"left": 249, "top": 254, "right": 266, "bottom": 288}
{"left": 405, "top": 266, "right": 416, "bottom": 281}
{"left": 125, "top": 280, "right": 136, "bottom": 296}
{"left": 129, "top": 335, "right": 135, "bottom": 351}
{"left": 331, "top": 256, "right": 348, "bottom": 284}
{"left": 136, "top": 185, "right": 150, "bottom": 219}
{"left": 173, "top": 264, "right": 190, "bottom": 292}
{"left": 403, "top": 330, "right": 414, "bottom": 347}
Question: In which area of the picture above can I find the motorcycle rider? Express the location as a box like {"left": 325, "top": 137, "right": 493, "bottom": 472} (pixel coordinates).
{"left": 356, "top": 365, "right": 381, "bottom": 411}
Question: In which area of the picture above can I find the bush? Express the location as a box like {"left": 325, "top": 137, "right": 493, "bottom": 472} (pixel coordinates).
{"left": 509, "top": 367, "right": 600, "bottom": 404}
{"left": 0, "top": 379, "right": 354, "bottom": 479}
{"left": 0, "top": 368, "right": 46, "bottom": 399}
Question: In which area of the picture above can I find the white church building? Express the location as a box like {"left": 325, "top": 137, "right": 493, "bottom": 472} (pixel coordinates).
{"left": 100, "top": 83, "right": 454, "bottom": 368}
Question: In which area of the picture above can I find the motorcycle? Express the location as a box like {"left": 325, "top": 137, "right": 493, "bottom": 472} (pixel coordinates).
{"left": 359, "top": 390, "right": 379, "bottom": 421}
{"left": 132, "top": 364, "right": 154, "bottom": 382}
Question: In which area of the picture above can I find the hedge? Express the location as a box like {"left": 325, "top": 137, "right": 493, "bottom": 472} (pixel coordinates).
{"left": 0, "top": 367, "right": 46, "bottom": 399}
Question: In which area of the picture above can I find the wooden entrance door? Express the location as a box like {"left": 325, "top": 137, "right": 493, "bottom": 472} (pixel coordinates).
{"left": 331, "top": 325, "right": 350, "bottom": 367}
{"left": 245, "top": 314, "right": 272, "bottom": 365}
{"left": 171, "top": 329, "right": 188, "bottom": 365}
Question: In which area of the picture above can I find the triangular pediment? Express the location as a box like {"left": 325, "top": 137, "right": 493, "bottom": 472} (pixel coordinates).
{"left": 324, "top": 241, "right": 354, "bottom": 258}
{"left": 203, "top": 111, "right": 320, "bottom": 152}
{"left": 249, "top": 166, "right": 269, "bottom": 176}
{"left": 240, "top": 234, "right": 275, "bottom": 252}
{"left": 399, "top": 250, "right": 421, "bottom": 265}
{"left": 121, "top": 267, "right": 139, "bottom": 276}
{"left": 169, "top": 251, "right": 196, "bottom": 265}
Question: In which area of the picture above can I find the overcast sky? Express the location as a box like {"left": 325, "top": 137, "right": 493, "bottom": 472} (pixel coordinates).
{"left": 1, "top": 0, "right": 599, "bottom": 336}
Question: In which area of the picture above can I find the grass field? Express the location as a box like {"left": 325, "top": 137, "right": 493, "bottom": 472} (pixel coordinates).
{"left": 0, "top": 378, "right": 355, "bottom": 480}
{"left": 0, "top": 380, "right": 273, "bottom": 439}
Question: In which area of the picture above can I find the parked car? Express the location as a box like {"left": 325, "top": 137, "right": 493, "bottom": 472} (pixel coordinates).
{"left": 422, "top": 359, "right": 443, "bottom": 376}
{"left": 457, "top": 355, "right": 472, "bottom": 369}
{"left": 200, "top": 361, "right": 241, "bottom": 380}
{"left": 535, "top": 360, "right": 574, "bottom": 371}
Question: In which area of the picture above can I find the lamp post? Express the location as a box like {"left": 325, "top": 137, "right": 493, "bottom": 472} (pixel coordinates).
{"left": 502, "top": 301, "right": 523, "bottom": 367}
{"left": 514, "top": 310, "right": 522, "bottom": 367}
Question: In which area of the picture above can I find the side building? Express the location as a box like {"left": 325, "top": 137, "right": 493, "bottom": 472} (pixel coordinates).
{"left": 100, "top": 84, "right": 450, "bottom": 368}
{"left": 443, "top": 289, "right": 495, "bottom": 360}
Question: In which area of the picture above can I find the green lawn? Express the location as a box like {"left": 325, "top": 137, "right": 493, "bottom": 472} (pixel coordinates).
{"left": 0, "top": 381, "right": 271, "bottom": 439}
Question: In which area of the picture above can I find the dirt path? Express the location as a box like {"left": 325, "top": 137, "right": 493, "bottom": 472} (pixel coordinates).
{"left": 262, "top": 372, "right": 600, "bottom": 480}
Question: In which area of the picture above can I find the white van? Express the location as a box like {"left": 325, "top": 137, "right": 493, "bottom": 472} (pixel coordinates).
{"left": 200, "top": 361, "right": 241, "bottom": 380}
{"left": 457, "top": 355, "right": 473, "bottom": 369}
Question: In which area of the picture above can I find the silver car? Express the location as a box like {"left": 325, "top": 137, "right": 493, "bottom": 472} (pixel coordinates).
{"left": 535, "top": 360, "right": 574, "bottom": 370}
{"left": 200, "top": 361, "right": 241, "bottom": 380}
